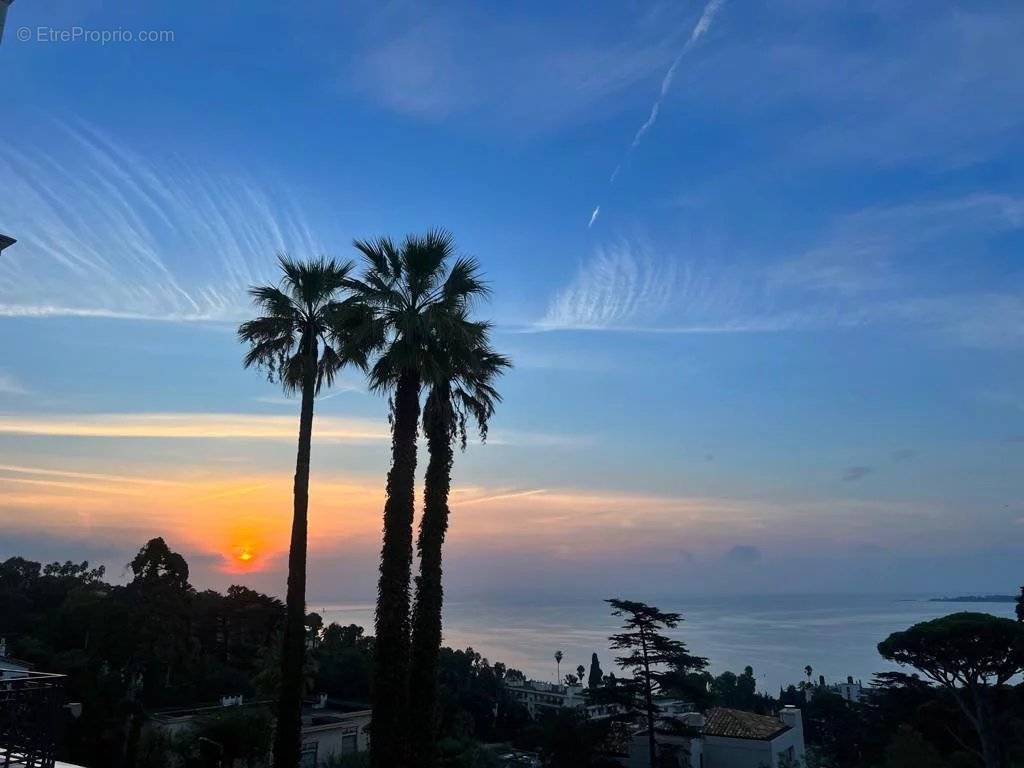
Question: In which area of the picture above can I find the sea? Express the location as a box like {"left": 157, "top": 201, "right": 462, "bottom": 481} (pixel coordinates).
{"left": 319, "top": 593, "right": 1017, "bottom": 694}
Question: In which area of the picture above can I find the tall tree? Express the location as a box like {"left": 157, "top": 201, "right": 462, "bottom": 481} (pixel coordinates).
{"left": 879, "top": 612, "right": 1024, "bottom": 768}
{"left": 238, "top": 256, "right": 371, "bottom": 768}
{"left": 555, "top": 650, "right": 564, "bottom": 684}
{"left": 350, "top": 230, "right": 489, "bottom": 768}
{"left": 587, "top": 653, "right": 603, "bottom": 689}
{"left": 606, "top": 598, "right": 708, "bottom": 768}
{"left": 409, "top": 311, "right": 509, "bottom": 768}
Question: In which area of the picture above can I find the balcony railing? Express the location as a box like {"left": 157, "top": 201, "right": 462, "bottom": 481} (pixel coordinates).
{"left": 0, "top": 672, "right": 66, "bottom": 768}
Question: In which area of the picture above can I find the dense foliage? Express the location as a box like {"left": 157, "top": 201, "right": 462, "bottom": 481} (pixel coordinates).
{"left": 1, "top": 543, "right": 283, "bottom": 766}
{"left": 5, "top": 550, "right": 1024, "bottom": 768}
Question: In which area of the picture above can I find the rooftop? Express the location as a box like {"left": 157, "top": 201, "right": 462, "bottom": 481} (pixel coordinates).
{"left": 703, "top": 708, "right": 789, "bottom": 741}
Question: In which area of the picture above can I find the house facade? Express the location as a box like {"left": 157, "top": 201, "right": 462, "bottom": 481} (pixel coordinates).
{"left": 702, "top": 706, "right": 804, "bottom": 768}
{"left": 506, "top": 678, "right": 627, "bottom": 721}
{"left": 300, "top": 708, "right": 371, "bottom": 767}
{"left": 624, "top": 706, "right": 805, "bottom": 768}
{"left": 151, "top": 696, "right": 371, "bottom": 767}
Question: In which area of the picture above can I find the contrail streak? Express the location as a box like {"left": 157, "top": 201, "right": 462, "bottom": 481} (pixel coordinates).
{"left": 588, "top": 0, "right": 724, "bottom": 227}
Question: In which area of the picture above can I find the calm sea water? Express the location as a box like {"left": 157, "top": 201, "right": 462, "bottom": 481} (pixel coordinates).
{"left": 318, "top": 594, "right": 1016, "bottom": 694}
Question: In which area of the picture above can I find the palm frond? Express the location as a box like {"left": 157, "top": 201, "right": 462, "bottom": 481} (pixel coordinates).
{"left": 247, "top": 285, "right": 300, "bottom": 322}
{"left": 241, "top": 334, "right": 294, "bottom": 372}
{"left": 403, "top": 229, "right": 454, "bottom": 305}
{"left": 353, "top": 236, "right": 401, "bottom": 282}
{"left": 241, "top": 255, "right": 365, "bottom": 395}
{"left": 440, "top": 257, "right": 489, "bottom": 309}
{"left": 322, "top": 299, "right": 383, "bottom": 371}
{"left": 280, "top": 351, "right": 306, "bottom": 394}
{"left": 317, "top": 343, "right": 343, "bottom": 394}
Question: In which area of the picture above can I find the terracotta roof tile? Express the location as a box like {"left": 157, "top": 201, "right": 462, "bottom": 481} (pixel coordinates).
{"left": 703, "top": 708, "right": 789, "bottom": 741}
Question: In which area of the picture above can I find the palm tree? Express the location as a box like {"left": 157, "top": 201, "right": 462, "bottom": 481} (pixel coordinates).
{"left": 238, "top": 256, "right": 372, "bottom": 768}
{"left": 555, "top": 650, "right": 564, "bottom": 684}
{"left": 408, "top": 317, "right": 509, "bottom": 767}
{"left": 350, "top": 229, "right": 489, "bottom": 768}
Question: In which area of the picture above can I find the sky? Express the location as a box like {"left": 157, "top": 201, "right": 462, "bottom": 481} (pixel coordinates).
{"left": 1, "top": 0, "right": 1022, "bottom": 602}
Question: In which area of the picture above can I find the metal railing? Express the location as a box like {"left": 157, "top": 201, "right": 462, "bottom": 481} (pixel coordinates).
{"left": 0, "top": 672, "right": 66, "bottom": 768}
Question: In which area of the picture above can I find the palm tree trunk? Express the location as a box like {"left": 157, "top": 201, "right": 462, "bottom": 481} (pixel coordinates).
{"left": 371, "top": 369, "right": 421, "bottom": 768}
{"left": 409, "top": 391, "right": 454, "bottom": 768}
{"left": 272, "top": 343, "right": 317, "bottom": 768}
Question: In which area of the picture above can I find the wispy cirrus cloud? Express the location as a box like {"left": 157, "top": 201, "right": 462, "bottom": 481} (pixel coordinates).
{"left": 543, "top": 194, "right": 1024, "bottom": 344}
{"left": 0, "top": 464, "right": 186, "bottom": 487}
{"left": 0, "top": 411, "right": 585, "bottom": 450}
{"left": 0, "top": 373, "right": 29, "bottom": 396}
{"left": 663, "top": 3, "right": 1024, "bottom": 171}
{"left": 770, "top": 194, "right": 1024, "bottom": 348}
{"left": 0, "top": 121, "right": 330, "bottom": 322}
{"left": 537, "top": 239, "right": 676, "bottom": 331}
{"left": 772, "top": 194, "right": 1024, "bottom": 296}
{"left": 0, "top": 412, "right": 388, "bottom": 442}
{"left": 534, "top": 237, "right": 827, "bottom": 334}
{"left": 344, "top": 3, "right": 690, "bottom": 132}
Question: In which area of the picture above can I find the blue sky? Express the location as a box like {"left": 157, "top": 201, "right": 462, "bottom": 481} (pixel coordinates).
{"left": 0, "top": 0, "right": 1022, "bottom": 599}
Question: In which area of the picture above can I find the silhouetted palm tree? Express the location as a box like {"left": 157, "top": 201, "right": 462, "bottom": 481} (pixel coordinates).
{"left": 238, "top": 256, "right": 372, "bottom": 768}
{"left": 350, "top": 229, "right": 489, "bottom": 768}
{"left": 555, "top": 650, "right": 564, "bottom": 683}
{"left": 408, "top": 315, "right": 509, "bottom": 767}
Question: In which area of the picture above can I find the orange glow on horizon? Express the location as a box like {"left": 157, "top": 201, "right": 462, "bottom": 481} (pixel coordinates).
{"left": 4, "top": 462, "right": 924, "bottom": 579}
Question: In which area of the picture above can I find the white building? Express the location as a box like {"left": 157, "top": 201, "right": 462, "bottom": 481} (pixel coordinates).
{"left": 625, "top": 712, "right": 704, "bottom": 768}
{"left": 0, "top": 638, "right": 32, "bottom": 681}
{"left": 834, "top": 677, "right": 864, "bottom": 703}
{"left": 625, "top": 706, "right": 805, "bottom": 768}
{"left": 301, "top": 708, "right": 371, "bottom": 767}
{"left": 506, "top": 679, "right": 586, "bottom": 717}
{"left": 151, "top": 696, "right": 372, "bottom": 767}
{"left": 506, "top": 678, "right": 623, "bottom": 720}
{"left": 703, "top": 706, "right": 804, "bottom": 768}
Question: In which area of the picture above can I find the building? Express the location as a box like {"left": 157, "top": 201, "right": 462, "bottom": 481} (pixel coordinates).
{"left": 150, "top": 695, "right": 371, "bottom": 767}
{"left": 505, "top": 679, "right": 587, "bottom": 717}
{"left": 0, "top": 638, "right": 32, "bottom": 681}
{"left": 624, "top": 706, "right": 805, "bottom": 768}
{"left": 625, "top": 712, "right": 704, "bottom": 768}
{"left": 0, "top": 669, "right": 69, "bottom": 767}
{"left": 834, "top": 676, "right": 864, "bottom": 703}
{"left": 505, "top": 677, "right": 623, "bottom": 720}
{"left": 703, "top": 706, "right": 804, "bottom": 768}
{"left": 301, "top": 707, "right": 371, "bottom": 767}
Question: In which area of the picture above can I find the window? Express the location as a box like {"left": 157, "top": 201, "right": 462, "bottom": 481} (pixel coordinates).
{"left": 300, "top": 742, "right": 318, "bottom": 768}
